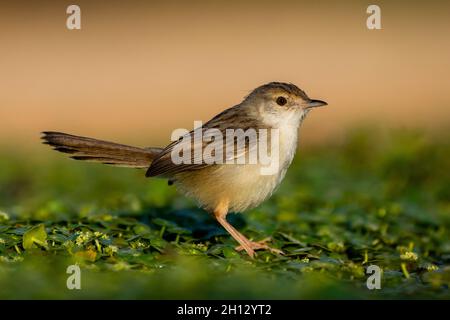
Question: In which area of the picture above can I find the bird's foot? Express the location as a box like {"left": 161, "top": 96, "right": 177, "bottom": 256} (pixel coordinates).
{"left": 235, "top": 237, "right": 284, "bottom": 257}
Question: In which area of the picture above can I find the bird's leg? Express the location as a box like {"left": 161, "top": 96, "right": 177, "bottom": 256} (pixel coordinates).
{"left": 213, "top": 200, "right": 255, "bottom": 258}
{"left": 213, "top": 201, "right": 284, "bottom": 258}
{"left": 235, "top": 237, "right": 284, "bottom": 255}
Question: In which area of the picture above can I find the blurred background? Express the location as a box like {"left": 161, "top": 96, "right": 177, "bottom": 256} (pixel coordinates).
{"left": 0, "top": 0, "right": 449, "bottom": 149}
{"left": 0, "top": 0, "right": 450, "bottom": 299}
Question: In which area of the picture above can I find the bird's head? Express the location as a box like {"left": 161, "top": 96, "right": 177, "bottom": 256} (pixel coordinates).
{"left": 243, "top": 82, "right": 327, "bottom": 125}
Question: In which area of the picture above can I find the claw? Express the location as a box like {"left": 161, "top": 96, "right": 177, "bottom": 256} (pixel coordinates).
{"left": 235, "top": 237, "right": 284, "bottom": 256}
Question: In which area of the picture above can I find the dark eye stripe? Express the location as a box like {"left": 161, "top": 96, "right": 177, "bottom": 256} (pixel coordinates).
{"left": 276, "top": 96, "right": 287, "bottom": 106}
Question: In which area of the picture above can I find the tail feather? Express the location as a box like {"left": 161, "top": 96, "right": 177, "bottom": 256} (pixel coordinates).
{"left": 41, "top": 131, "right": 162, "bottom": 169}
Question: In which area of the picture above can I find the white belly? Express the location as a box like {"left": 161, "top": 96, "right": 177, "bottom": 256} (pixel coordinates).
{"left": 175, "top": 124, "right": 300, "bottom": 213}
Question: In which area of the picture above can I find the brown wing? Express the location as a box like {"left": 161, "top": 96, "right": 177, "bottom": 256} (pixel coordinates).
{"left": 145, "top": 106, "right": 267, "bottom": 178}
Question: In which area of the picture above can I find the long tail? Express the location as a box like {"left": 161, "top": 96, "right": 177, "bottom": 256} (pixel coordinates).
{"left": 41, "top": 131, "right": 163, "bottom": 169}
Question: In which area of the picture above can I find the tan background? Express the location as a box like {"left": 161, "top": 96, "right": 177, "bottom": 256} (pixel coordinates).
{"left": 1, "top": 0, "right": 449, "bottom": 149}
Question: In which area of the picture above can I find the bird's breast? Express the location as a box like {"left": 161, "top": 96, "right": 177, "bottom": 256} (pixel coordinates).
{"left": 174, "top": 123, "right": 300, "bottom": 213}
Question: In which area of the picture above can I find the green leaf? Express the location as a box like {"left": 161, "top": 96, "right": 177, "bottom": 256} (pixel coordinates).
{"left": 74, "top": 248, "right": 97, "bottom": 262}
{"left": 23, "top": 224, "right": 48, "bottom": 250}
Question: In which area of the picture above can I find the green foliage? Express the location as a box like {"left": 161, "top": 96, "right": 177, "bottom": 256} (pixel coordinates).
{"left": 0, "top": 129, "right": 449, "bottom": 299}
{"left": 22, "top": 224, "right": 47, "bottom": 250}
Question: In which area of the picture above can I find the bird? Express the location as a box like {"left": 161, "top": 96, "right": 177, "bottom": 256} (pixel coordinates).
{"left": 41, "top": 82, "right": 327, "bottom": 258}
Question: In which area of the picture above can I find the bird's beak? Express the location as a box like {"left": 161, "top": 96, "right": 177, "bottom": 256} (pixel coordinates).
{"left": 305, "top": 99, "right": 328, "bottom": 109}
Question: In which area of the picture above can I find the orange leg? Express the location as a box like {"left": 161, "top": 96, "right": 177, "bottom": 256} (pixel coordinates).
{"left": 214, "top": 200, "right": 255, "bottom": 258}
{"left": 235, "top": 237, "right": 284, "bottom": 255}
{"left": 213, "top": 200, "right": 283, "bottom": 258}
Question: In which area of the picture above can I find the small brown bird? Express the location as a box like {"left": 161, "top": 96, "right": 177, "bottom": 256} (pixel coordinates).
{"left": 42, "top": 82, "right": 327, "bottom": 258}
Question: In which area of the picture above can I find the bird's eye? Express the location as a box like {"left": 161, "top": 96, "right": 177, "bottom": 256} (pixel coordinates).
{"left": 276, "top": 96, "right": 287, "bottom": 106}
